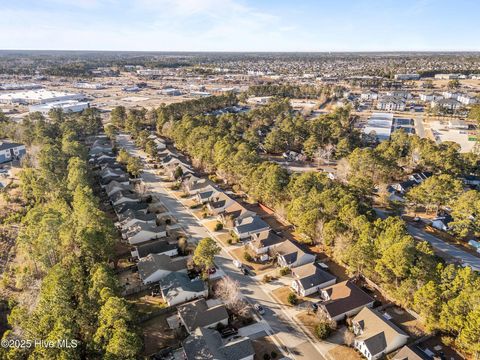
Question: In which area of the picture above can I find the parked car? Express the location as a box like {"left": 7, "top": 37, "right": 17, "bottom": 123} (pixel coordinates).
{"left": 254, "top": 303, "right": 265, "bottom": 315}
{"left": 233, "top": 260, "right": 243, "bottom": 268}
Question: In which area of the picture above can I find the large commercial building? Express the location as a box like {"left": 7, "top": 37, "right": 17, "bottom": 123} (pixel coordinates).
{"left": 29, "top": 100, "right": 90, "bottom": 114}
{"left": 394, "top": 74, "right": 420, "bottom": 80}
{"left": 0, "top": 89, "right": 84, "bottom": 105}
{"left": 363, "top": 113, "right": 394, "bottom": 141}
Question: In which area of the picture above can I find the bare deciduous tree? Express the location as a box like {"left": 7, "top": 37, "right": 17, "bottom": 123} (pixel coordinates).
{"left": 214, "top": 276, "right": 251, "bottom": 318}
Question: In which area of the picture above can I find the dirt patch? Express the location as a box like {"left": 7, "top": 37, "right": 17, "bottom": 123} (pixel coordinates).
{"left": 295, "top": 310, "right": 319, "bottom": 337}
{"left": 182, "top": 198, "right": 197, "bottom": 207}
{"left": 272, "top": 286, "right": 304, "bottom": 307}
{"left": 216, "top": 232, "right": 237, "bottom": 247}
{"left": 127, "top": 290, "right": 167, "bottom": 314}
{"left": 191, "top": 208, "right": 207, "bottom": 219}
{"left": 327, "top": 345, "right": 363, "bottom": 360}
{"left": 141, "top": 310, "right": 187, "bottom": 356}
{"left": 204, "top": 219, "right": 222, "bottom": 232}
{"left": 384, "top": 306, "right": 425, "bottom": 339}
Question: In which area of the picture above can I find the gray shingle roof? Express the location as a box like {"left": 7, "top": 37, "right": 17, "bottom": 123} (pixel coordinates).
{"left": 159, "top": 272, "right": 206, "bottom": 303}
{"left": 178, "top": 298, "right": 228, "bottom": 333}
{"left": 292, "top": 263, "right": 336, "bottom": 290}
{"left": 235, "top": 215, "right": 270, "bottom": 235}
{"left": 137, "top": 254, "right": 188, "bottom": 280}
{"left": 134, "top": 238, "right": 177, "bottom": 258}
{"left": 182, "top": 327, "right": 254, "bottom": 360}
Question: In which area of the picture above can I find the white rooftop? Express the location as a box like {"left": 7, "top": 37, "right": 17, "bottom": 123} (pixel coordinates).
{"left": 0, "top": 89, "right": 82, "bottom": 103}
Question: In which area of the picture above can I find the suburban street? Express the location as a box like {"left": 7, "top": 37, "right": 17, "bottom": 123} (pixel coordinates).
{"left": 374, "top": 207, "right": 480, "bottom": 272}
{"left": 117, "top": 134, "right": 330, "bottom": 360}
{"left": 407, "top": 225, "right": 480, "bottom": 272}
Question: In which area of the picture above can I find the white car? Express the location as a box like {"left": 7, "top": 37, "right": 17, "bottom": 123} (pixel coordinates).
{"left": 233, "top": 259, "right": 243, "bottom": 269}
{"left": 254, "top": 304, "right": 265, "bottom": 315}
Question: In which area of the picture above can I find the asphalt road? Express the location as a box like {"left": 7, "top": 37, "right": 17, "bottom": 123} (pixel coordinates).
{"left": 117, "top": 134, "right": 327, "bottom": 360}
{"left": 375, "top": 208, "right": 480, "bottom": 272}
{"left": 407, "top": 225, "right": 480, "bottom": 272}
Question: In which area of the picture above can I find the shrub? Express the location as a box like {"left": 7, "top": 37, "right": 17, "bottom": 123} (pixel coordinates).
{"left": 287, "top": 292, "right": 298, "bottom": 305}
{"left": 243, "top": 251, "right": 253, "bottom": 262}
{"left": 271, "top": 351, "right": 277, "bottom": 359}
{"left": 279, "top": 267, "right": 291, "bottom": 276}
{"left": 263, "top": 274, "right": 272, "bottom": 283}
{"left": 315, "top": 321, "right": 333, "bottom": 340}
{"left": 214, "top": 222, "right": 223, "bottom": 231}
{"left": 227, "top": 239, "right": 233, "bottom": 245}
{"left": 263, "top": 354, "right": 271, "bottom": 360}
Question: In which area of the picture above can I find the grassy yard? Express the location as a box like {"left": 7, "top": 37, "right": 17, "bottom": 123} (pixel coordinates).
{"left": 295, "top": 310, "right": 319, "bottom": 336}
{"left": 230, "top": 247, "right": 276, "bottom": 274}
{"left": 252, "top": 336, "right": 283, "bottom": 360}
{"left": 272, "top": 286, "right": 304, "bottom": 307}
{"left": 327, "top": 345, "right": 363, "bottom": 360}
{"left": 127, "top": 290, "right": 167, "bottom": 314}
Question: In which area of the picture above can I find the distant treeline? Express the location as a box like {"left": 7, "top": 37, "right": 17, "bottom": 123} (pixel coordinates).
{"left": 247, "top": 84, "right": 324, "bottom": 99}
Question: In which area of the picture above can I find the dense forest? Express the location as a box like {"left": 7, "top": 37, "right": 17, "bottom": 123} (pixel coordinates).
{"left": 0, "top": 109, "right": 142, "bottom": 359}
{"left": 108, "top": 95, "right": 480, "bottom": 356}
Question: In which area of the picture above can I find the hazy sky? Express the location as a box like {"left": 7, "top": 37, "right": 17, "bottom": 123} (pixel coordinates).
{"left": 1, "top": 0, "right": 479, "bottom": 51}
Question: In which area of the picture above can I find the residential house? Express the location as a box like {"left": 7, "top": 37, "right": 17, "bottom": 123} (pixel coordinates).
{"left": 291, "top": 263, "right": 336, "bottom": 297}
{"left": 360, "top": 90, "right": 379, "bottom": 101}
{"left": 431, "top": 98, "right": 462, "bottom": 111}
{"left": 0, "top": 141, "right": 26, "bottom": 164}
{"left": 386, "top": 91, "right": 412, "bottom": 100}
{"left": 147, "top": 134, "right": 167, "bottom": 151}
{"left": 457, "top": 94, "right": 477, "bottom": 105}
{"left": 206, "top": 192, "right": 236, "bottom": 217}
{"left": 219, "top": 201, "right": 256, "bottom": 227}
{"left": 196, "top": 185, "right": 220, "bottom": 204}
{"left": 431, "top": 214, "right": 453, "bottom": 232}
{"left": 105, "top": 180, "right": 133, "bottom": 197}
{"left": 89, "top": 142, "right": 112, "bottom": 156}
{"left": 116, "top": 209, "right": 156, "bottom": 229}
{"left": 274, "top": 240, "right": 316, "bottom": 268}
{"left": 114, "top": 201, "right": 149, "bottom": 216}
{"left": 183, "top": 177, "right": 216, "bottom": 195}
{"left": 319, "top": 280, "right": 375, "bottom": 322}
{"left": 182, "top": 327, "right": 254, "bottom": 360}
{"left": 125, "top": 222, "right": 167, "bottom": 245}
{"left": 178, "top": 298, "right": 229, "bottom": 334}
{"left": 441, "top": 91, "right": 462, "bottom": 100}
{"left": 390, "top": 180, "right": 417, "bottom": 194}
{"left": 159, "top": 272, "right": 208, "bottom": 306}
{"left": 131, "top": 238, "right": 178, "bottom": 260}
{"left": 166, "top": 162, "right": 194, "bottom": 180}
{"left": 100, "top": 174, "right": 130, "bottom": 187}
{"left": 100, "top": 166, "right": 126, "bottom": 180}
{"left": 376, "top": 96, "right": 406, "bottom": 112}
{"left": 419, "top": 93, "right": 442, "bottom": 102}
{"left": 392, "top": 345, "right": 431, "bottom": 360}
{"left": 408, "top": 172, "right": 432, "bottom": 184}
{"left": 137, "top": 254, "right": 188, "bottom": 284}
{"left": 249, "top": 230, "right": 285, "bottom": 255}
{"left": 109, "top": 190, "right": 139, "bottom": 206}
{"left": 352, "top": 307, "right": 409, "bottom": 360}
{"left": 233, "top": 215, "right": 270, "bottom": 241}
